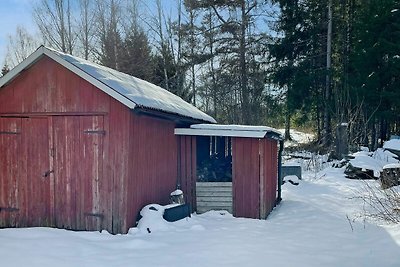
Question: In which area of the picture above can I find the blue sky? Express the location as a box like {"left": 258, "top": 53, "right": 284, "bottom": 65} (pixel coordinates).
{"left": 0, "top": 0, "right": 177, "bottom": 66}
{"left": 0, "top": 0, "right": 37, "bottom": 65}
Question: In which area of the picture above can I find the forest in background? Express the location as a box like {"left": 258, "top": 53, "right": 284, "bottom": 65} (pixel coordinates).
{"left": 1, "top": 0, "right": 400, "bottom": 153}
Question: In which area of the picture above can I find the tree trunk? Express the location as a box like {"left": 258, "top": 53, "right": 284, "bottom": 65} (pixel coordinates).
{"left": 323, "top": 0, "right": 333, "bottom": 147}
{"left": 240, "top": 0, "right": 250, "bottom": 124}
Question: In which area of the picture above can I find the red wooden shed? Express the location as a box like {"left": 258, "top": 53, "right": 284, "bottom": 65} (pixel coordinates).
{"left": 175, "top": 124, "right": 283, "bottom": 219}
{"left": 0, "top": 46, "right": 215, "bottom": 234}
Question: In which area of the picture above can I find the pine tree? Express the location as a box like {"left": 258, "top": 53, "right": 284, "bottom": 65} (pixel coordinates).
{"left": 349, "top": 0, "right": 400, "bottom": 144}
{"left": 119, "top": 28, "right": 154, "bottom": 81}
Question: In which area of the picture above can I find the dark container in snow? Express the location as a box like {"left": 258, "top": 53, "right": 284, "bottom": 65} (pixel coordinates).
{"left": 163, "top": 204, "right": 191, "bottom": 222}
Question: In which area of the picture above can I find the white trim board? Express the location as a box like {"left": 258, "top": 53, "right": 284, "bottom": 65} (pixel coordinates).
{"left": 175, "top": 123, "right": 283, "bottom": 139}
{"left": 175, "top": 128, "right": 268, "bottom": 138}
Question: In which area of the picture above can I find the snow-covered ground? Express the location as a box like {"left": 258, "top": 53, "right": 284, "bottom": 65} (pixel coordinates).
{"left": 1, "top": 167, "right": 399, "bottom": 267}
{"left": 278, "top": 128, "right": 315, "bottom": 146}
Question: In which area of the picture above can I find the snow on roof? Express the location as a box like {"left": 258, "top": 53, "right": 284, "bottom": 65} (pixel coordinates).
{"left": 175, "top": 124, "right": 283, "bottom": 139}
{"left": 349, "top": 155, "right": 384, "bottom": 178}
{"left": 0, "top": 46, "right": 216, "bottom": 123}
{"left": 383, "top": 139, "right": 400, "bottom": 151}
{"left": 383, "top": 163, "right": 400, "bottom": 169}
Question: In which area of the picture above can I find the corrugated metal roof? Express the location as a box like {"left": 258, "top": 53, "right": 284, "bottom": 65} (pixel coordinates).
{"left": 0, "top": 46, "right": 216, "bottom": 123}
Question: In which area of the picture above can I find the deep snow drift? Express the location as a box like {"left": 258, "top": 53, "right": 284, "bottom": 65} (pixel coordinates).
{"left": 1, "top": 166, "right": 399, "bottom": 267}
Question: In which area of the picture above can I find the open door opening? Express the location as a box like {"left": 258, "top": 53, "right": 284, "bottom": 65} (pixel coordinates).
{"left": 196, "top": 136, "right": 233, "bottom": 214}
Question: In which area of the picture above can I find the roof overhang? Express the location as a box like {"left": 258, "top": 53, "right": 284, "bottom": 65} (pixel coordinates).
{"left": 175, "top": 124, "right": 283, "bottom": 140}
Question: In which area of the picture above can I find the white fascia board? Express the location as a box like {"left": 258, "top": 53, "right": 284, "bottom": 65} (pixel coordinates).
{"left": 174, "top": 128, "right": 266, "bottom": 138}
{"left": 43, "top": 49, "right": 136, "bottom": 109}
{"left": 0, "top": 47, "right": 46, "bottom": 88}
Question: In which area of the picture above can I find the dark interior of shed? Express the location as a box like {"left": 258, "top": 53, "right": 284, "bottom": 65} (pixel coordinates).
{"left": 196, "top": 136, "right": 232, "bottom": 182}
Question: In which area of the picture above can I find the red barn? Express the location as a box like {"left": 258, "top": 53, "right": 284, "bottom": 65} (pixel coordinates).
{"left": 0, "top": 46, "right": 282, "bottom": 234}
{"left": 0, "top": 46, "right": 215, "bottom": 234}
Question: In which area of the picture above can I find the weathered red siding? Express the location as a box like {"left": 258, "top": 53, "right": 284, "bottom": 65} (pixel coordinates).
{"left": 232, "top": 138, "right": 260, "bottom": 218}
{"left": 0, "top": 57, "right": 109, "bottom": 114}
{"left": 232, "top": 137, "right": 278, "bottom": 219}
{"left": 260, "top": 138, "right": 278, "bottom": 218}
{"left": 0, "top": 56, "right": 182, "bottom": 234}
{"left": 178, "top": 136, "right": 197, "bottom": 211}
{"left": 0, "top": 118, "right": 21, "bottom": 227}
{"left": 125, "top": 115, "right": 179, "bottom": 232}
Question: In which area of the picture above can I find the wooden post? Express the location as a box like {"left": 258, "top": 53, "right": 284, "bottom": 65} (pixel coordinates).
{"left": 335, "top": 123, "right": 349, "bottom": 159}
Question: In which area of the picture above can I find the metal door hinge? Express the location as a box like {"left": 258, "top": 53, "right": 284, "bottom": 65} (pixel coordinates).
{"left": 84, "top": 212, "right": 104, "bottom": 219}
{"left": 0, "top": 131, "right": 20, "bottom": 135}
{"left": 83, "top": 130, "right": 106, "bottom": 135}
{"left": 0, "top": 207, "right": 19, "bottom": 212}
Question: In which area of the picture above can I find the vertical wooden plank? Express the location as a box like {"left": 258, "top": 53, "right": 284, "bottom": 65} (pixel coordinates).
{"left": 185, "top": 136, "right": 192, "bottom": 207}
{"left": 102, "top": 112, "right": 112, "bottom": 232}
{"left": 263, "top": 138, "right": 277, "bottom": 215}
{"left": 108, "top": 99, "right": 130, "bottom": 234}
{"left": 232, "top": 137, "right": 262, "bottom": 219}
{"left": 53, "top": 116, "right": 80, "bottom": 229}
{"left": 263, "top": 139, "right": 271, "bottom": 214}
{"left": 259, "top": 139, "right": 266, "bottom": 219}
{"left": 251, "top": 139, "right": 260, "bottom": 218}
{"left": 180, "top": 136, "right": 187, "bottom": 194}
{"left": 191, "top": 136, "right": 197, "bottom": 211}
{"left": 270, "top": 140, "right": 278, "bottom": 211}
{"left": 47, "top": 116, "right": 55, "bottom": 227}
{"left": 22, "top": 117, "right": 51, "bottom": 226}
{"left": 232, "top": 137, "right": 244, "bottom": 216}
{"left": 80, "top": 115, "right": 105, "bottom": 231}
{"left": 125, "top": 113, "right": 137, "bottom": 229}
{"left": 0, "top": 118, "right": 21, "bottom": 227}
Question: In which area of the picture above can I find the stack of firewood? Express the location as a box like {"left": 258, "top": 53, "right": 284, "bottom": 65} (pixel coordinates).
{"left": 381, "top": 165, "right": 400, "bottom": 189}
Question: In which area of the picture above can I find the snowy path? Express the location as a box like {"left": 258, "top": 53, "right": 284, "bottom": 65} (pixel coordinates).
{"left": 1, "top": 168, "right": 399, "bottom": 267}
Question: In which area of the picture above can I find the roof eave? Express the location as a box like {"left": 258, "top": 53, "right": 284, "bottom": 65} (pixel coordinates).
{"left": 134, "top": 107, "right": 214, "bottom": 126}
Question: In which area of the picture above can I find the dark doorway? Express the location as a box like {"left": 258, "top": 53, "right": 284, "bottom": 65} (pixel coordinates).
{"left": 196, "top": 136, "right": 232, "bottom": 182}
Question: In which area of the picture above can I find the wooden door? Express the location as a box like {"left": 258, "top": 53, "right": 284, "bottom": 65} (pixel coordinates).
{"left": 53, "top": 116, "right": 105, "bottom": 231}
{"left": 22, "top": 117, "right": 52, "bottom": 226}
{"left": 0, "top": 118, "right": 22, "bottom": 227}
